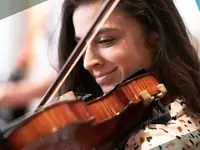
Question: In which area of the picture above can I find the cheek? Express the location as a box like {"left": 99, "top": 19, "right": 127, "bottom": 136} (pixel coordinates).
{"left": 119, "top": 52, "right": 142, "bottom": 76}
{"left": 101, "top": 43, "right": 151, "bottom": 79}
{"left": 102, "top": 46, "right": 142, "bottom": 73}
{"left": 119, "top": 39, "right": 153, "bottom": 76}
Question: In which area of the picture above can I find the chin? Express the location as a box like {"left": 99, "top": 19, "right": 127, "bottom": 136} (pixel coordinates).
{"left": 101, "top": 83, "right": 118, "bottom": 93}
{"left": 102, "top": 87, "right": 113, "bottom": 93}
{"left": 100, "top": 77, "right": 121, "bottom": 93}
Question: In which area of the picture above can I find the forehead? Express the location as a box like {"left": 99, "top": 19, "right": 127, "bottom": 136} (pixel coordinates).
{"left": 72, "top": 2, "right": 128, "bottom": 38}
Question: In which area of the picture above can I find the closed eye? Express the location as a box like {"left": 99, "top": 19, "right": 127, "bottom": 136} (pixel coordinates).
{"left": 98, "top": 38, "right": 115, "bottom": 47}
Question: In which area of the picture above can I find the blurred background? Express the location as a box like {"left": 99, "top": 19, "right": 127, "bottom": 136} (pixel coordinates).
{"left": 0, "top": 0, "right": 62, "bottom": 126}
{"left": 0, "top": 0, "right": 199, "bottom": 127}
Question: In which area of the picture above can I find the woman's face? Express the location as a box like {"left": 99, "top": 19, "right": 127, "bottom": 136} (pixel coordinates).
{"left": 73, "top": 2, "right": 154, "bottom": 93}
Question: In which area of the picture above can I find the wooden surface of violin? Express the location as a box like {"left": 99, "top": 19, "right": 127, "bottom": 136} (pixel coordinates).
{"left": 1, "top": 72, "right": 167, "bottom": 150}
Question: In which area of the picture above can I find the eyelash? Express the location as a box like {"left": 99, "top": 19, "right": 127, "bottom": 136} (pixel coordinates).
{"left": 98, "top": 38, "right": 115, "bottom": 47}
{"left": 76, "top": 38, "right": 115, "bottom": 48}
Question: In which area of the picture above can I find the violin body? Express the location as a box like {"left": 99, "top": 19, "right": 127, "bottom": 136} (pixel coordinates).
{"left": 1, "top": 72, "right": 167, "bottom": 150}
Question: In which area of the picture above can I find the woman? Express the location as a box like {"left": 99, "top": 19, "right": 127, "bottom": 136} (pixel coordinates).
{"left": 58, "top": 0, "right": 200, "bottom": 149}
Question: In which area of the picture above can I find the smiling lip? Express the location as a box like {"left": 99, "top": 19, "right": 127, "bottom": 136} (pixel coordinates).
{"left": 95, "top": 68, "right": 118, "bottom": 85}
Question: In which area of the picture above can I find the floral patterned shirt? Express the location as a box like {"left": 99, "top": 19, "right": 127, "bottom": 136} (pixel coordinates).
{"left": 125, "top": 98, "right": 200, "bottom": 150}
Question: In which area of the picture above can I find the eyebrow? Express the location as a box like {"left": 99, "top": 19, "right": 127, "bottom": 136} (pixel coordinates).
{"left": 75, "top": 27, "right": 118, "bottom": 42}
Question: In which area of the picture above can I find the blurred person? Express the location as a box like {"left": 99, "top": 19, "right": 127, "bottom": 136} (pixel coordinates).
{"left": 0, "top": 39, "right": 57, "bottom": 109}
{"left": 0, "top": 72, "right": 57, "bottom": 108}
{"left": 0, "top": 0, "right": 60, "bottom": 110}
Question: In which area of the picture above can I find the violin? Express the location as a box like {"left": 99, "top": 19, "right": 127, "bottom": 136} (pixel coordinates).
{"left": 0, "top": 69, "right": 168, "bottom": 150}
{"left": 0, "top": 0, "right": 170, "bottom": 149}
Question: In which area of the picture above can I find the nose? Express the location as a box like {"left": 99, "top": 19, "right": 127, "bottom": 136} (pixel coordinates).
{"left": 83, "top": 45, "right": 104, "bottom": 71}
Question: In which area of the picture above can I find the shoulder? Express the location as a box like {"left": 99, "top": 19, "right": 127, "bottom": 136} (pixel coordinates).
{"left": 125, "top": 124, "right": 200, "bottom": 149}
{"left": 125, "top": 98, "right": 200, "bottom": 150}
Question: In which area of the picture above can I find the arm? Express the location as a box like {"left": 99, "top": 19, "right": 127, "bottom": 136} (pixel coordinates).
{"left": 0, "top": 73, "right": 57, "bottom": 108}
